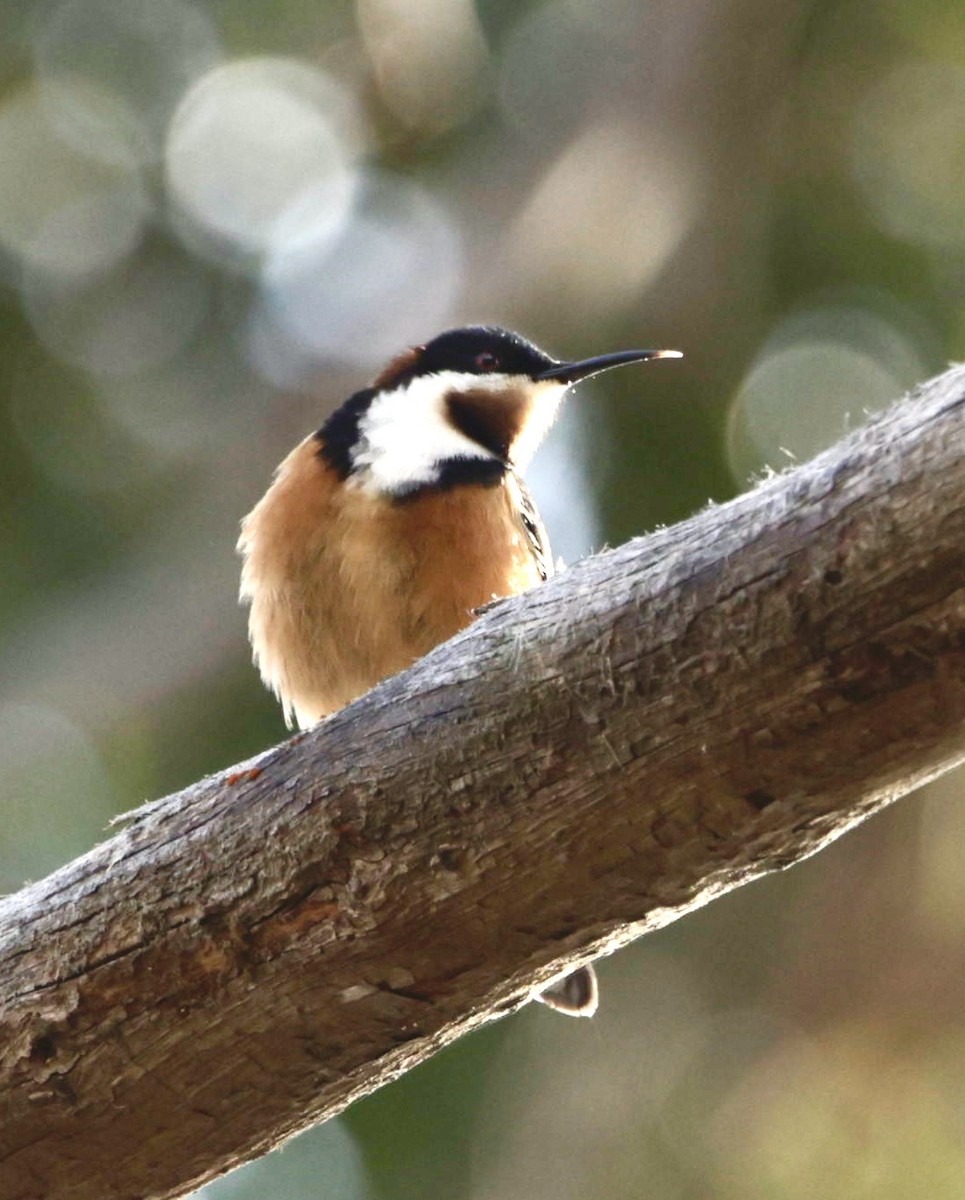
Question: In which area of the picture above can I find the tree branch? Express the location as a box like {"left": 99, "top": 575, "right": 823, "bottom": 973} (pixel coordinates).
{"left": 2, "top": 367, "right": 964, "bottom": 1200}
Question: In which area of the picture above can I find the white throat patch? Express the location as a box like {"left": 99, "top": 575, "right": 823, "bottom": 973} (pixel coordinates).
{"left": 349, "top": 371, "right": 563, "bottom": 496}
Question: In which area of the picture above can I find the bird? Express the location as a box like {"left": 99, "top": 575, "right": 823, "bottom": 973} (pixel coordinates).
{"left": 238, "top": 325, "right": 681, "bottom": 1016}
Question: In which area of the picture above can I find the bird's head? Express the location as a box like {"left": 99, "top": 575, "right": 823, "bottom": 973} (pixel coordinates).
{"left": 318, "top": 325, "right": 681, "bottom": 499}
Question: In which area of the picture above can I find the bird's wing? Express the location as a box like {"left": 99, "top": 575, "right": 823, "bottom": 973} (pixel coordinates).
{"left": 514, "top": 472, "right": 554, "bottom": 582}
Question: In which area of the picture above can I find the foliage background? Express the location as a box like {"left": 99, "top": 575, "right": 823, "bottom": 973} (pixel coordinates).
{"left": 2, "top": 0, "right": 964, "bottom": 1196}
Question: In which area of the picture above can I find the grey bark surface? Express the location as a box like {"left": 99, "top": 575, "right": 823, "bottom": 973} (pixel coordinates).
{"left": 1, "top": 367, "right": 964, "bottom": 1200}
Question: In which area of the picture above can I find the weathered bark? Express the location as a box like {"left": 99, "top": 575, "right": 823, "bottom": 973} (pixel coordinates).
{"left": 1, "top": 367, "right": 964, "bottom": 1200}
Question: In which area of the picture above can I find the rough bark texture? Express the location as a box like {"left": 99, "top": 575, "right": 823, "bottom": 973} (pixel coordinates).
{"left": 1, "top": 368, "right": 964, "bottom": 1200}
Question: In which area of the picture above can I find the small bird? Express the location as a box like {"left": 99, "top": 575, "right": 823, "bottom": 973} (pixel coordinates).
{"left": 239, "top": 325, "right": 681, "bottom": 1016}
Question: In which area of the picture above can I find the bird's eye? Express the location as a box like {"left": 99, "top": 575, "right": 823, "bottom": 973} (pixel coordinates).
{"left": 474, "top": 351, "right": 499, "bottom": 372}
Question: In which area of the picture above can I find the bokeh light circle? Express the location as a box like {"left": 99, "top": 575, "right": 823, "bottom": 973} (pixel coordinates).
{"left": 498, "top": 0, "right": 643, "bottom": 144}
{"left": 165, "top": 58, "right": 359, "bottom": 270}
{"left": 852, "top": 61, "right": 965, "bottom": 251}
{"left": 250, "top": 172, "right": 462, "bottom": 384}
{"left": 726, "top": 304, "right": 927, "bottom": 485}
{"left": 0, "top": 83, "right": 150, "bottom": 283}
{"left": 22, "top": 243, "right": 210, "bottom": 378}
{"left": 32, "top": 0, "right": 222, "bottom": 166}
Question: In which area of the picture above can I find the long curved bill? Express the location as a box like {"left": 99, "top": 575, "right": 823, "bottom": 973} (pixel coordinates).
{"left": 537, "top": 347, "right": 682, "bottom": 384}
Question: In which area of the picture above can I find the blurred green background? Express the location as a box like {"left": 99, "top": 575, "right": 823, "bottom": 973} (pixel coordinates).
{"left": 2, "top": 0, "right": 965, "bottom": 1196}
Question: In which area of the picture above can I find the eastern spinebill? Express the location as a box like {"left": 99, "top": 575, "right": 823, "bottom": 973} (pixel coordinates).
{"left": 239, "top": 325, "right": 681, "bottom": 1016}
